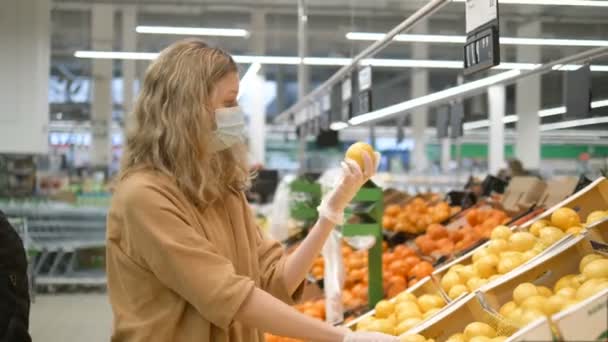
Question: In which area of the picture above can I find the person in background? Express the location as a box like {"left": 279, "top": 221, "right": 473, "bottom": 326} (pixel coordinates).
{"left": 106, "top": 39, "right": 396, "bottom": 342}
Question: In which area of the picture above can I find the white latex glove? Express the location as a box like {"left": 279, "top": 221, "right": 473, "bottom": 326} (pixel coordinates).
{"left": 343, "top": 331, "right": 400, "bottom": 342}
{"left": 318, "top": 151, "right": 381, "bottom": 224}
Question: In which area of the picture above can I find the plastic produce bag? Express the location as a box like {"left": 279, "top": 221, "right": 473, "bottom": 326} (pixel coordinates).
{"left": 269, "top": 174, "right": 296, "bottom": 241}
{"left": 323, "top": 228, "right": 345, "bottom": 325}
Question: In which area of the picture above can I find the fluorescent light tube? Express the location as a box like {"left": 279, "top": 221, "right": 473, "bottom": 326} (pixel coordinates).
{"left": 232, "top": 55, "right": 301, "bottom": 65}
{"left": 72, "top": 51, "right": 608, "bottom": 73}
{"left": 452, "top": 0, "right": 608, "bottom": 7}
{"left": 330, "top": 122, "right": 349, "bottom": 131}
{"left": 74, "top": 51, "right": 158, "bottom": 60}
{"left": 464, "top": 99, "right": 608, "bottom": 130}
{"left": 348, "top": 70, "right": 522, "bottom": 126}
{"left": 592, "top": 99, "right": 608, "bottom": 108}
{"left": 541, "top": 117, "right": 608, "bottom": 131}
{"left": 539, "top": 106, "right": 567, "bottom": 117}
{"left": 136, "top": 26, "right": 249, "bottom": 37}
{"left": 304, "top": 57, "right": 351, "bottom": 66}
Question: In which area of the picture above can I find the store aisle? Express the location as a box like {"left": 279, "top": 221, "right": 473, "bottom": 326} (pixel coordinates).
{"left": 30, "top": 294, "right": 112, "bottom": 342}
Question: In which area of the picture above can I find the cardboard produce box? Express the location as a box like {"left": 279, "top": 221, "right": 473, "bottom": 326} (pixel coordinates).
{"left": 344, "top": 275, "right": 447, "bottom": 329}
{"left": 500, "top": 177, "right": 547, "bottom": 214}
{"left": 478, "top": 232, "right": 608, "bottom": 341}
{"left": 406, "top": 293, "right": 518, "bottom": 340}
{"left": 480, "top": 234, "right": 589, "bottom": 309}
{"left": 505, "top": 317, "right": 554, "bottom": 342}
{"left": 538, "top": 176, "right": 580, "bottom": 209}
{"left": 553, "top": 288, "right": 608, "bottom": 341}
{"left": 521, "top": 177, "right": 608, "bottom": 231}
{"left": 431, "top": 229, "right": 571, "bottom": 301}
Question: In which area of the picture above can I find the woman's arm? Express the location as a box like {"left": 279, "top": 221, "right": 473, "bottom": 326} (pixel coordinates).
{"left": 236, "top": 288, "right": 397, "bottom": 342}
{"left": 283, "top": 153, "right": 377, "bottom": 294}
{"left": 236, "top": 287, "right": 348, "bottom": 342}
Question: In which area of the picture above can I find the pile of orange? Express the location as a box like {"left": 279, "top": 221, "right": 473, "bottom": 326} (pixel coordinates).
{"left": 382, "top": 244, "right": 434, "bottom": 294}
{"left": 414, "top": 209, "right": 510, "bottom": 257}
{"left": 308, "top": 243, "right": 435, "bottom": 309}
{"left": 265, "top": 300, "right": 326, "bottom": 342}
{"left": 464, "top": 208, "right": 510, "bottom": 240}
{"left": 383, "top": 198, "right": 458, "bottom": 234}
{"left": 414, "top": 224, "right": 455, "bottom": 256}
{"left": 264, "top": 334, "right": 303, "bottom": 342}
{"left": 295, "top": 299, "right": 326, "bottom": 320}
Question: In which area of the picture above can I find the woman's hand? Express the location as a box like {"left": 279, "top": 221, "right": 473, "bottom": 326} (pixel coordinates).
{"left": 325, "top": 151, "right": 380, "bottom": 217}
{"left": 282, "top": 151, "right": 380, "bottom": 295}
{"left": 343, "top": 331, "right": 400, "bottom": 342}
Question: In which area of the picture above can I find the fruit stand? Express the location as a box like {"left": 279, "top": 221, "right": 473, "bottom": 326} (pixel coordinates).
{"left": 267, "top": 169, "right": 608, "bottom": 341}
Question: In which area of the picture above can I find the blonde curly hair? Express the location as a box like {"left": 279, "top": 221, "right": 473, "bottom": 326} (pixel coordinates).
{"left": 119, "top": 38, "right": 250, "bottom": 207}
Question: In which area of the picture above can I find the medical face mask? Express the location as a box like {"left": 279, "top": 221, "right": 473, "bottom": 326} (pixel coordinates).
{"left": 209, "top": 106, "right": 247, "bottom": 152}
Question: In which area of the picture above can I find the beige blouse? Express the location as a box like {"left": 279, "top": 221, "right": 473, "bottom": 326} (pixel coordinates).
{"left": 106, "top": 171, "right": 303, "bottom": 342}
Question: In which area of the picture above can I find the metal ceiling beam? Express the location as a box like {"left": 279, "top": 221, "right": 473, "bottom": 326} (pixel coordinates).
{"left": 274, "top": 0, "right": 452, "bottom": 124}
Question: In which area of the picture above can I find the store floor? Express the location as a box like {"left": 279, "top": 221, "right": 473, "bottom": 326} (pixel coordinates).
{"left": 30, "top": 293, "right": 112, "bottom": 342}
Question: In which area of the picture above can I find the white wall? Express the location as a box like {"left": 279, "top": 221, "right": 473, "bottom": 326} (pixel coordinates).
{"left": 0, "top": 0, "right": 50, "bottom": 154}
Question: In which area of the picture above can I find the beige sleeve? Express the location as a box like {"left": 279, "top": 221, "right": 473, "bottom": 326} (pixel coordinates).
{"left": 122, "top": 184, "right": 255, "bottom": 331}
{"left": 256, "top": 228, "right": 305, "bottom": 305}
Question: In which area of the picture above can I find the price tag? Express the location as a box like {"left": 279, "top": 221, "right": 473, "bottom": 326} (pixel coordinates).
{"left": 466, "top": 0, "right": 498, "bottom": 34}
{"left": 342, "top": 77, "right": 352, "bottom": 102}
{"left": 464, "top": 0, "right": 500, "bottom": 75}
{"left": 358, "top": 66, "right": 372, "bottom": 92}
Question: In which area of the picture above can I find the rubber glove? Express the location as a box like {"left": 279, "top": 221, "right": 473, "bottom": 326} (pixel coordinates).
{"left": 343, "top": 331, "right": 400, "bottom": 342}
{"left": 318, "top": 151, "right": 381, "bottom": 225}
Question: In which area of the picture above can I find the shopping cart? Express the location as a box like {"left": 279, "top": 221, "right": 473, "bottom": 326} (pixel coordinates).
{"left": 3, "top": 202, "right": 108, "bottom": 291}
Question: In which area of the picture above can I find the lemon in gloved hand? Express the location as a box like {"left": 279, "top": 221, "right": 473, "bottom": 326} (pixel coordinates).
{"left": 346, "top": 142, "right": 379, "bottom": 174}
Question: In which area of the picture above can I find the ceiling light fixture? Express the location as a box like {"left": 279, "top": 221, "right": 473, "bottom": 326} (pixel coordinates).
{"left": 541, "top": 117, "right": 608, "bottom": 131}
{"left": 348, "top": 70, "right": 523, "bottom": 126}
{"left": 73, "top": 51, "right": 608, "bottom": 72}
{"left": 463, "top": 99, "right": 608, "bottom": 130}
{"left": 346, "top": 32, "right": 608, "bottom": 47}
{"left": 452, "top": 0, "right": 608, "bottom": 7}
{"left": 135, "top": 26, "right": 249, "bottom": 37}
{"left": 330, "top": 122, "right": 349, "bottom": 131}
{"left": 232, "top": 55, "right": 301, "bottom": 65}
{"left": 74, "top": 51, "right": 158, "bottom": 60}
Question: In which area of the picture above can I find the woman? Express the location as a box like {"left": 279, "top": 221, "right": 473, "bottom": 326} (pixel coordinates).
{"left": 106, "top": 39, "right": 397, "bottom": 342}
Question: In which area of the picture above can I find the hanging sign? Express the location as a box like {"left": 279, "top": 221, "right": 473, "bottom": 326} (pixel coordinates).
{"left": 341, "top": 77, "right": 353, "bottom": 120}
{"left": 464, "top": 0, "right": 500, "bottom": 75}
{"left": 320, "top": 93, "right": 331, "bottom": 130}
{"left": 436, "top": 106, "right": 449, "bottom": 139}
{"left": 450, "top": 101, "right": 464, "bottom": 138}
{"left": 331, "top": 83, "right": 343, "bottom": 124}
{"left": 357, "top": 66, "right": 373, "bottom": 114}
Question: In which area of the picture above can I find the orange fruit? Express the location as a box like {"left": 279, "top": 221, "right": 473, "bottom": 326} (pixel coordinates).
{"left": 409, "top": 261, "right": 434, "bottom": 280}
{"left": 551, "top": 207, "right": 581, "bottom": 230}
{"left": 383, "top": 216, "right": 397, "bottom": 230}
{"left": 385, "top": 204, "right": 401, "bottom": 217}
{"left": 345, "top": 142, "right": 377, "bottom": 172}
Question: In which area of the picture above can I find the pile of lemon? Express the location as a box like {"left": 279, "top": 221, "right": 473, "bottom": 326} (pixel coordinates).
{"left": 499, "top": 253, "right": 608, "bottom": 327}
{"left": 356, "top": 291, "right": 446, "bottom": 336}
